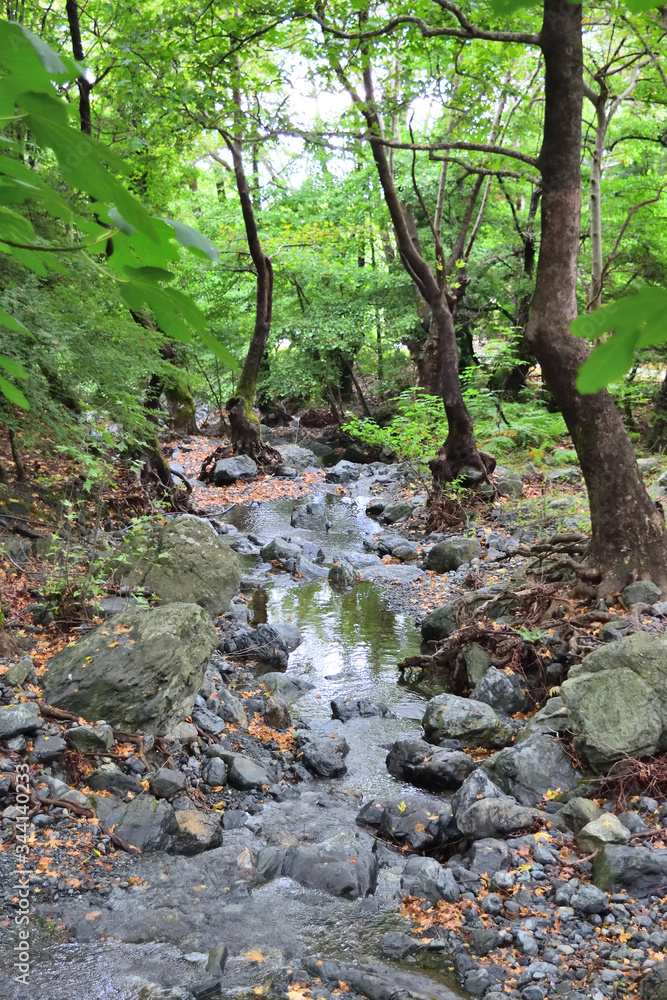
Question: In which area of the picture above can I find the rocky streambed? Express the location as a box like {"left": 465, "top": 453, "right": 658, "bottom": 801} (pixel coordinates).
{"left": 2, "top": 453, "right": 667, "bottom": 1000}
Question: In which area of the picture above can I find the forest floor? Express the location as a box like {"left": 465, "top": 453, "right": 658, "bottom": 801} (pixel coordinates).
{"left": 1, "top": 427, "right": 667, "bottom": 1000}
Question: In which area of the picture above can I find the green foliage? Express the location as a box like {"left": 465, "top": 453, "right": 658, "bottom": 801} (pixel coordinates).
{"left": 572, "top": 288, "right": 667, "bottom": 393}
{"left": 0, "top": 19, "right": 234, "bottom": 409}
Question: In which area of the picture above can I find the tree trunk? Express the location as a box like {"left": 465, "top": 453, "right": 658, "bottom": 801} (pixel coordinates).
{"left": 526, "top": 0, "right": 667, "bottom": 594}
{"left": 8, "top": 428, "right": 25, "bottom": 482}
{"left": 357, "top": 64, "right": 484, "bottom": 483}
{"left": 65, "top": 0, "right": 93, "bottom": 136}
{"left": 221, "top": 132, "right": 279, "bottom": 465}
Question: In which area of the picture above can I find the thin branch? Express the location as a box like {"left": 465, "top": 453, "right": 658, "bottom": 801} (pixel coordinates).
{"left": 308, "top": 8, "right": 539, "bottom": 46}
{"left": 601, "top": 181, "right": 667, "bottom": 282}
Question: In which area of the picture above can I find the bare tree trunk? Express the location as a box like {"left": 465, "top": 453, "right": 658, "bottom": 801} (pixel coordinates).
{"left": 65, "top": 0, "right": 92, "bottom": 136}
{"left": 221, "top": 109, "right": 279, "bottom": 465}
{"left": 353, "top": 64, "right": 483, "bottom": 483}
{"left": 526, "top": 0, "right": 667, "bottom": 594}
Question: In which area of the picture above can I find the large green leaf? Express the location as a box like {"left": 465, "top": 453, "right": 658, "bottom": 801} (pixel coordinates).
{"left": 0, "top": 374, "right": 29, "bottom": 409}
{"left": 0, "top": 355, "right": 28, "bottom": 379}
{"left": 572, "top": 287, "right": 667, "bottom": 393}
{"left": 0, "top": 307, "right": 30, "bottom": 335}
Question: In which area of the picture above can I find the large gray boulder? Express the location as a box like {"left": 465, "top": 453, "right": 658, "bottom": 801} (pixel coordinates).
{"left": 113, "top": 796, "right": 178, "bottom": 852}
{"left": 277, "top": 444, "right": 319, "bottom": 471}
{"left": 482, "top": 735, "right": 582, "bottom": 806}
{"left": 452, "top": 770, "right": 535, "bottom": 840}
{"left": 423, "top": 693, "right": 513, "bottom": 749}
{"left": 260, "top": 537, "right": 302, "bottom": 573}
{"left": 282, "top": 841, "right": 378, "bottom": 898}
{"left": 385, "top": 738, "right": 476, "bottom": 791}
{"left": 117, "top": 515, "right": 241, "bottom": 616}
{"left": 593, "top": 844, "right": 667, "bottom": 896}
{"left": 560, "top": 633, "right": 667, "bottom": 768}
{"left": 290, "top": 502, "right": 329, "bottom": 531}
{"left": 213, "top": 454, "right": 257, "bottom": 485}
{"left": 43, "top": 604, "right": 217, "bottom": 734}
{"left": 222, "top": 623, "right": 289, "bottom": 668}
{"left": 401, "top": 856, "right": 459, "bottom": 903}
{"left": 0, "top": 702, "right": 41, "bottom": 740}
{"left": 472, "top": 666, "right": 528, "bottom": 715}
{"left": 325, "top": 460, "right": 362, "bottom": 484}
{"left": 426, "top": 537, "right": 481, "bottom": 573}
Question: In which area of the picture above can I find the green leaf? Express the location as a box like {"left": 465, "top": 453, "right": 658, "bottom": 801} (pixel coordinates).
{"left": 108, "top": 206, "right": 137, "bottom": 236}
{"left": 0, "top": 355, "right": 28, "bottom": 378}
{"left": 160, "top": 218, "right": 221, "bottom": 262}
{"left": 0, "top": 374, "right": 29, "bottom": 409}
{"left": 195, "top": 328, "right": 239, "bottom": 370}
{"left": 572, "top": 288, "right": 667, "bottom": 393}
{"left": 0, "top": 306, "right": 29, "bottom": 334}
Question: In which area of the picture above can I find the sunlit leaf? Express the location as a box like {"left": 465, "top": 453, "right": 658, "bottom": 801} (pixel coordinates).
{"left": 0, "top": 374, "right": 29, "bottom": 409}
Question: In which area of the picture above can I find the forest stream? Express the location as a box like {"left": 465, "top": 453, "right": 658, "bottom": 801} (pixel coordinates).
{"left": 1, "top": 485, "right": 466, "bottom": 1000}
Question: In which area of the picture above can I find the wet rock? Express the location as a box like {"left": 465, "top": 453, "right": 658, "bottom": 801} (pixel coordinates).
{"left": 577, "top": 814, "right": 630, "bottom": 854}
{"left": 191, "top": 706, "right": 225, "bottom": 736}
{"left": 202, "top": 757, "right": 226, "bottom": 787}
{"left": 4, "top": 657, "right": 32, "bottom": 687}
{"left": 291, "top": 502, "right": 330, "bottom": 531}
{"left": 593, "top": 845, "right": 667, "bottom": 896}
{"left": 401, "top": 855, "right": 460, "bottom": 903}
{"left": 331, "top": 698, "right": 391, "bottom": 722}
{"left": 119, "top": 515, "right": 241, "bottom": 616}
{"left": 423, "top": 693, "right": 513, "bottom": 749}
{"left": 379, "top": 932, "right": 419, "bottom": 959}
{"left": 385, "top": 738, "right": 476, "bottom": 791}
{"left": 28, "top": 733, "right": 67, "bottom": 764}
{"left": 558, "top": 796, "right": 603, "bottom": 833}
{"left": 391, "top": 543, "right": 419, "bottom": 562}
{"left": 272, "top": 621, "right": 303, "bottom": 651}
{"left": 260, "top": 672, "right": 312, "bottom": 704}
{"left": 225, "top": 754, "right": 273, "bottom": 790}
{"left": 263, "top": 695, "right": 291, "bottom": 730}
{"left": 325, "top": 460, "right": 362, "bottom": 484}
{"left": 221, "top": 623, "right": 289, "bottom": 668}
{"left": 213, "top": 455, "right": 257, "bottom": 485}
{"left": 515, "top": 697, "right": 571, "bottom": 744}
{"left": 98, "top": 595, "right": 138, "bottom": 617}
{"left": 297, "top": 735, "right": 349, "bottom": 778}
{"left": 366, "top": 499, "right": 386, "bottom": 518}
{"left": 150, "top": 767, "right": 187, "bottom": 799}
{"left": 641, "top": 959, "right": 667, "bottom": 1000}
{"left": 299, "top": 559, "right": 330, "bottom": 582}
{"left": 172, "top": 809, "right": 222, "bottom": 855}
{"left": 66, "top": 724, "right": 114, "bottom": 753}
{"left": 377, "top": 797, "right": 452, "bottom": 850}
{"left": 381, "top": 500, "right": 414, "bottom": 524}
{"left": 164, "top": 721, "right": 198, "bottom": 745}
{"left": 469, "top": 838, "right": 510, "bottom": 875}
{"left": 622, "top": 580, "right": 662, "bottom": 607}
{"left": 329, "top": 559, "right": 356, "bottom": 588}
{"left": 228, "top": 596, "right": 251, "bottom": 624}
{"left": 0, "top": 702, "right": 41, "bottom": 740}
{"left": 277, "top": 444, "right": 319, "bottom": 471}
{"left": 472, "top": 666, "right": 528, "bottom": 715}
{"left": 260, "top": 537, "right": 303, "bottom": 573}
{"left": 426, "top": 537, "right": 481, "bottom": 573}
{"left": 482, "top": 735, "right": 583, "bottom": 806}
{"left": 212, "top": 687, "right": 247, "bottom": 727}
{"left": 560, "top": 633, "right": 667, "bottom": 768}
{"left": 43, "top": 603, "right": 217, "bottom": 734}
{"left": 452, "top": 770, "right": 535, "bottom": 840}
{"left": 88, "top": 765, "right": 142, "bottom": 797}
{"left": 569, "top": 883, "right": 608, "bottom": 914}
{"left": 463, "top": 643, "right": 493, "bottom": 686}
{"left": 114, "top": 795, "right": 178, "bottom": 852}
{"left": 282, "top": 841, "right": 378, "bottom": 898}
{"left": 421, "top": 602, "right": 458, "bottom": 641}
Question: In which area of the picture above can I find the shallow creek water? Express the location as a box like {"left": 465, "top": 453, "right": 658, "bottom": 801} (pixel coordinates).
{"left": 2, "top": 494, "right": 464, "bottom": 1000}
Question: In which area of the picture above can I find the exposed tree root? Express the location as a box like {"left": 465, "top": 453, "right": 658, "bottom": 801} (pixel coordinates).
{"left": 595, "top": 753, "right": 667, "bottom": 811}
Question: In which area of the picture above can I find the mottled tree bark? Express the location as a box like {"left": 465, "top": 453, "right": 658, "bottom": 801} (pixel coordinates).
{"left": 526, "top": 0, "right": 667, "bottom": 594}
